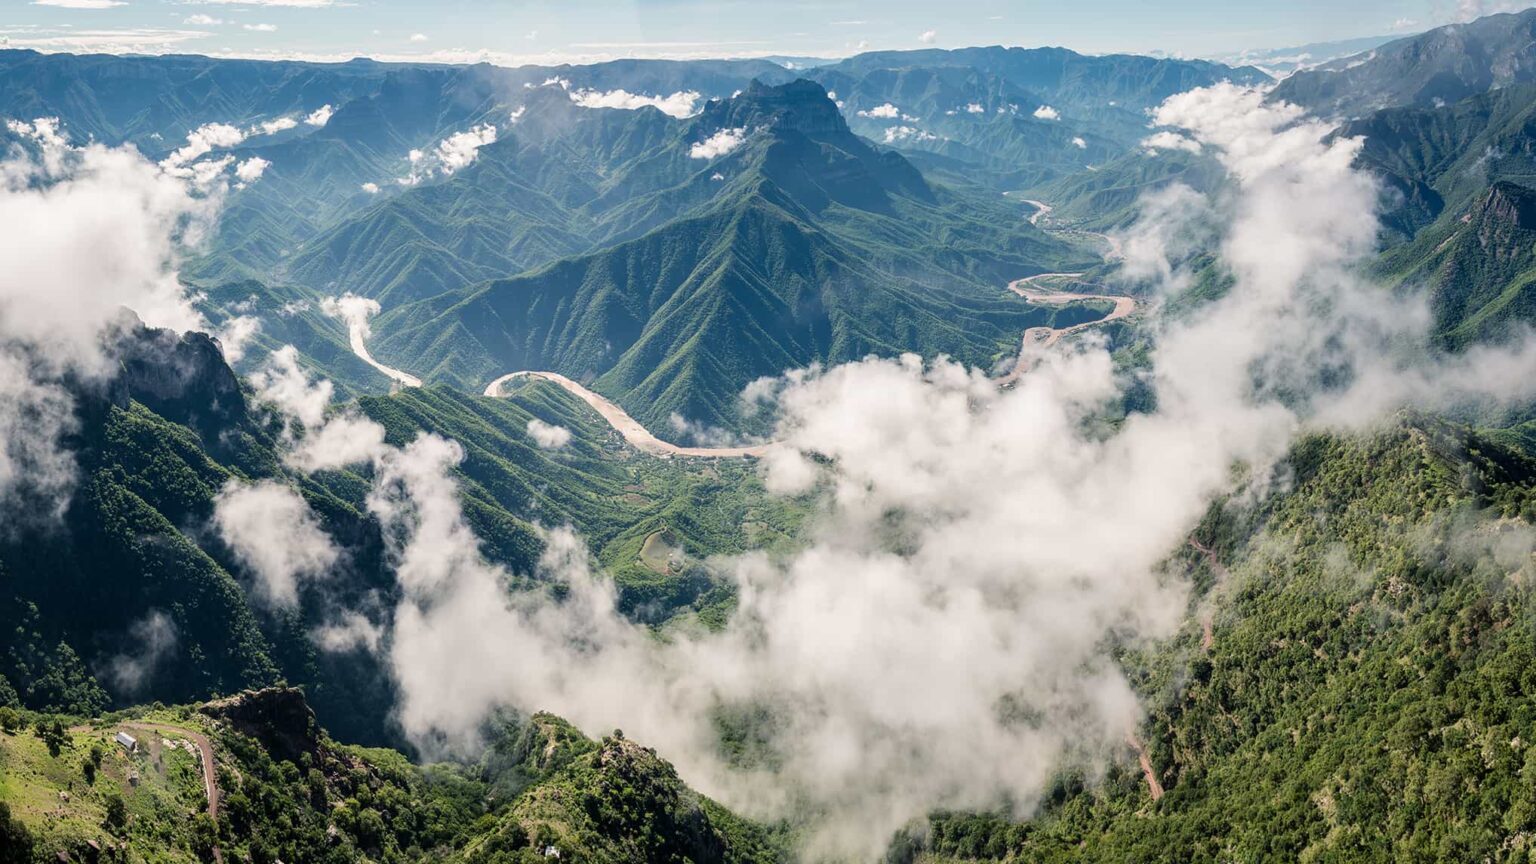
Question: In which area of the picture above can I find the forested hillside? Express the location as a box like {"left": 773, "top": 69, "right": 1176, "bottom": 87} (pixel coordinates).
{"left": 918, "top": 416, "right": 1536, "bottom": 862}
{"left": 0, "top": 320, "right": 804, "bottom": 749}
{"left": 6, "top": 12, "right": 1536, "bottom": 864}
{"left": 0, "top": 687, "right": 781, "bottom": 863}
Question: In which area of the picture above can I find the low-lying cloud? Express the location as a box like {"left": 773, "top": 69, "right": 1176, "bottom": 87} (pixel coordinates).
{"left": 688, "top": 127, "right": 746, "bottom": 160}
{"left": 213, "top": 478, "right": 340, "bottom": 608}
{"left": 568, "top": 86, "right": 702, "bottom": 119}
{"left": 0, "top": 116, "right": 215, "bottom": 516}
{"left": 332, "top": 81, "right": 1536, "bottom": 861}
{"left": 398, "top": 124, "right": 497, "bottom": 185}
{"left": 525, "top": 418, "right": 572, "bottom": 449}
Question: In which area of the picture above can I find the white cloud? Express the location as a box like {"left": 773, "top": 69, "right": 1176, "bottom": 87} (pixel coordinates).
{"left": 189, "top": 0, "right": 339, "bottom": 5}
{"left": 0, "top": 118, "right": 213, "bottom": 516}
{"left": 287, "top": 413, "right": 389, "bottom": 473}
{"left": 918, "top": 29, "right": 937, "bottom": 44}
{"left": 235, "top": 155, "right": 270, "bottom": 182}
{"left": 1140, "top": 129, "right": 1202, "bottom": 155}
{"left": 254, "top": 116, "right": 297, "bottom": 135}
{"left": 1033, "top": 104, "right": 1060, "bottom": 120}
{"left": 215, "top": 314, "right": 261, "bottom": 362}
{"left": 397, "top": 125, "right": 497, "bottom": 184}
{"left": 244, "top": 23, "right": 277, "bottom": 32}
{"left": 32, "top": 0, "right": 126, "bottom": 7}
{"left": 304, "top": 104, "right": 334, "bottom": 126}
{"left": 409, "top": 32, "right": 428, "bottom": 43}
{"left": 249, "top": 344, "right": 332, "bottom": 429}
{"left": 525, "top": 418, "right": 572, "bottom": 449}
{"left": 434, "top": 124, "right": 496, "bottom": 174}
{"left": 568, "top": 87, "right": 702, "bottom": 118}
{"left": 857, "top": 102, "right": 900, "bottom": 119}
{"left": 103, "top": 611, "right": 178, "bottom": 696}
{"left": 0, "top": 27, "right": 210, "bottom": 53}
{"left": 689, "top": 127, "right": 746, "bottom": 160}
{"left": 160, "top": 121, "right": 245, "bottom": 171}
{"left": 366, "top": 82, "right": 1536, "bottom": 861}
{"left": 1072, "top": 136, "right": 1087, "bottom": 149}
{"left": 320, "top": 293, "right": 380, "bottom": 339}
{"left": 882, "top": 125, "right": 936, "bottom": 144}
{"left": 360, "top": 181, "right": 380, "bottom": 194}
{"left": 313, "top": 612, "right": 384, "bottom": 653}
{"left": 183, "top": 14, "right": 223, "bottom": 25}
{"left": 214, "top": 479, "right": 339, "bottom": 608}
{"left": 965, "top": 102, "right": 984, "bottom": 114}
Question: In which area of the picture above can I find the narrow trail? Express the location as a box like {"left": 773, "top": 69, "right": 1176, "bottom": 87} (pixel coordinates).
{"left": 484, "top": 371, "right": 771, "bottom": 459}
{"left": 1126, "top": 733, "right": 1165, "bottom": 801}
{"left": 1188, "top": 538, "right": 1231, "bottom": 652}
{"left": 999, "top": 272, "right": 1138, "bottom": 382}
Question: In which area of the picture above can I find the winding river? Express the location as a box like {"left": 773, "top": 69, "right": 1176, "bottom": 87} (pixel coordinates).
{"left": 347, "top": 235, "right": 1134, "bottom": 458}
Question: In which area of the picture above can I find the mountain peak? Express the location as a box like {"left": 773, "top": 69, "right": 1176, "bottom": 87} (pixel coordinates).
{"left": 707, "top": 78, "right": 849, "bottom": 139}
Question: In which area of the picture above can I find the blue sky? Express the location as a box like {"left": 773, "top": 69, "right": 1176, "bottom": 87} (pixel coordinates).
{"left": 1, "top": 0, "right": 1528, "bottom": 65}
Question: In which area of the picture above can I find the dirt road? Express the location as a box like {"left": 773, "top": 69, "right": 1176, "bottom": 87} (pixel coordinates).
{"left": 484, "top": 371, "right": 770, "bottom": 459}
{"left": 124, "top": 722, "right": 221, "bottom": 819}
{"left": 1188, "top": 538, "right": 1230, "bottom": 652}
{"left": 1126, "top": 733, "right": 1165, "bottom": 801}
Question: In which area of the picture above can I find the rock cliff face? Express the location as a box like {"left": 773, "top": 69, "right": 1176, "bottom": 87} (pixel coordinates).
{"left": 109, "top": 319, "right": 249, "bottom": 438}
{"left": 1472, "top": 180, "right": 1536, "bottom": 253}
{"left": 1422, "top": 180, "right": 1536, "bottom": 345}
{"left": 201, "top": 687, "right": 321, "bottom": 766}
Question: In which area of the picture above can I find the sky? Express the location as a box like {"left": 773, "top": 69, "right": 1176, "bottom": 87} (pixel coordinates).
{"left": 0, "top": 0, "right": 1529, "bottom": 68}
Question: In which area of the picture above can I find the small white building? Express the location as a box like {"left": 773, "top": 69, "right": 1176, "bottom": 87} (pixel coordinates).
{"left": 114, "top": 731, "right": 137, "bottom": 753}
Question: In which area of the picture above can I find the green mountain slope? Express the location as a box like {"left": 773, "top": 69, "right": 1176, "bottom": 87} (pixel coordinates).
{"left": 0, "top": 688, "right": 781, "bottom": 864}
{"left": 801, "top": 46, "right": 1266, "bottom": 192}
{"left": 1274, "top": 8, "right": 1536, "bottom": 117}
{"left": 0, "top": 322, "right": 803, "bottom": 745}
{"left": 369, "top": 80, "right": 1095, "bottom": 435}
{"left": 915, "top": 414, "right": 1536, "bottom": 862}
{"left": 1377, "top": 180, "right": 1536, "bottom": 347}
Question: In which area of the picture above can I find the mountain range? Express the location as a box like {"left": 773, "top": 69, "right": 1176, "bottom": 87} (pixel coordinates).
{"left": 5, "top": 12, "right": 1536, "bottom": 863}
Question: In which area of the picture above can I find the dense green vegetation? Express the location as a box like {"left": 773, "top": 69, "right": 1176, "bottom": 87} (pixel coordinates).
{"left": 11, "top": 27, "right": 1536, "bottom": 864}
{"left": 368, "top": 80, "right": 1098, "bottom": 433}
{"left": 0, "top": 321, "right": 808, "bottom": 750}
{"left": 0, "top": 688, "right": 782, "bottom": 864}
{"left": 915, "top": 415, "right": 1536, "bottom": 863}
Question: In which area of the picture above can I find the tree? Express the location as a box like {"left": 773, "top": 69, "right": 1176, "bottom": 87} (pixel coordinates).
{"left": 0, "top": 707, "right": 19, "bottom": 734}
{"left": 0, "top": 802, "right": 33, "bottom": 862}
{"left": 103, "top": 792, "right": 128, "bottom": 834}
{"left": 34, "top": 717, "right": 67, "bottom": 757}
